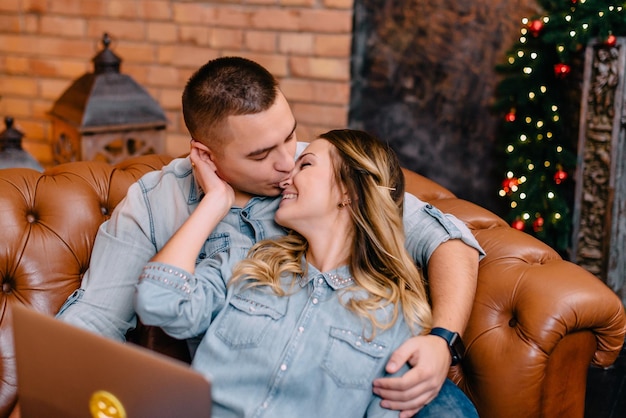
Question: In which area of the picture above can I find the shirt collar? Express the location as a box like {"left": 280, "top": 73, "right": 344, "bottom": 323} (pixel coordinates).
{"left": 299, "top": 260, "right": 354, "bottom": 290}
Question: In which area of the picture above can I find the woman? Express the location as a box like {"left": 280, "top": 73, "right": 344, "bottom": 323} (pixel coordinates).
{"left": 135, "top": 129, "right": 457, "bottom": 417}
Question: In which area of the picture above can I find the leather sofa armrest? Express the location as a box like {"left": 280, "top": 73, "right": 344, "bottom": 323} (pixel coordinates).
{"left": 456, "top": 226, "right": 626, "bottom": 417}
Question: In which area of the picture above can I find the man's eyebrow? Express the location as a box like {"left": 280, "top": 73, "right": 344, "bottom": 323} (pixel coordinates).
{"left": 245, "top": 120, "right": 298, "bottom": 158}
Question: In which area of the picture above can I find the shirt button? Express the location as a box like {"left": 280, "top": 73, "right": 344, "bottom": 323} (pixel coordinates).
{"left": 298, "top": 326, "right": 304, "bottom": 333}
{"left": 312, "top": 298, "right": 318, "bottom": 304}
{"left": 280, "top": 364, "right": 287, "bottom": 371}
{"left": 318, "top": 278, "right": 324, "bottom": 284}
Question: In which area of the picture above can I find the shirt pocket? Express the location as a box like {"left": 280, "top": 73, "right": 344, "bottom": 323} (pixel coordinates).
{"left": 197, "top": 232, "right": 230, "bottom": 264}
{"left": 215, "top": 290, "right": 287, "bottom": 348}
{"left": 322, "top": 327, "right": 389, "bottom": 389}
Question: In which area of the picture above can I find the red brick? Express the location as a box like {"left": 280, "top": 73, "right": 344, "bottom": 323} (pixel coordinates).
{"left": 0, "top": 97, "right": 31, "bottom": 119}
{"left": 280, "top": 0, "right": 315, "bottom": 6}
{"left": 180, "top": 26, "right": 211, "bottom": 46}
{"left": 323, "top": 0, "right": 354, "bottom": 10}
{"left": 147, "top": 22, "right": 178, "bottom": 43}
{"left": 87, "top": 19, "right": 147, "bottom": 41}
{"left": 251, "top": 9, "right": 300, "bottom": 31}
{"left": 106, "top": 1, "right": 140, "bottom": 19}
{"left": 4, "top": 56, "right": 29, "bottom": 74}
{"left": 173, "top": 3, "right": 217, "bottom": 24}
{"left": 30, "top": 58, "right": 89, "bottom": 78}
{"left": 299, "top": 9, "right": 352, "bottom": 33}
{"left": 314, "top": 34, "right": 351, "bottom": 57}
{"left": 36, "top": 37, "right": 94, "bottom": 59}
{"left": 146, "top": 65, "right": 180, "bottom": 87}
{"left": 23, "top": 0, "right": 50, "bottom": 14}
{"left": 0, "top": 0, "right": 19, "bottom": 12}
{"left": 279, "top": 33, "right": 314, "bottom": 55}
{"left": 166, "top": 132, "right": 192, "bottom": 157}
{"left": 49, "top": 0, "right": 108, "bottom": 17}
{"left": 281, "top": 79, "right": 349, "bottom": 104}
{"left": 0, "top": 75, "right": 38, "bottom": 96}
{"left": 158, "top": 88, "right": 183, "bottom": 110}
{"left": 40, "top": 16, "right": 87, "bottom": 37}
{"left": 0, "top": 34, "right": 37, "bottom": 54}
{"left": 244, "top": 31, "right": 278, "bottom": 53}
{"left": 292, "top": 102, "right": 348, "bottom": 126}
{"left": 139, "top": 1, "right": 172, "bottom": 20}
{"left": 210, "top": 28, "right": 244, "bottom": 49}
{"left": 235, "top": 53, "right": 288, "bottom": 77}
{"left": 289, "top": 56, "right": 350, "bottom": 81}
{"left": 158, "top": 44, "right": 219, "bottom": 68}
{"left": 216, "top": 7, "right": 252, "bottom": 28}
{"left": 247, "top": 0, "right": 276, "bottom": 5}
{"left": 115, "top": 42, "right": 157, "bottom": 64}
{"left": 0, "top": 15, "right": 23, "bottom": 32}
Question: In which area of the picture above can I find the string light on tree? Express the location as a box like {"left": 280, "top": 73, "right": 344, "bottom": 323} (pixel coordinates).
{"left": 493, "top": 0, "right": 626, "bottom": 252}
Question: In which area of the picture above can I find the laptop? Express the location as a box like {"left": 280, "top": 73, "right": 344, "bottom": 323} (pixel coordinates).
{"left": 12, "top": 304, "right": 212, "bottom": 418}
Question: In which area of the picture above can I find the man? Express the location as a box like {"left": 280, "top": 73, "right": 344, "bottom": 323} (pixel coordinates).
{"left": 57, "top": 56, "right": 482, "bottom": 417}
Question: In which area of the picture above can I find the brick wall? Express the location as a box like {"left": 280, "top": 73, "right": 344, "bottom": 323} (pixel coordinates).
{"left": 0, "top": 0, "right": 354, "bottom": 167}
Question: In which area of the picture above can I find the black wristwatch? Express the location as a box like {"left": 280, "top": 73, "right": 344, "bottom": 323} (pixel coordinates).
{"left": 429, "top": 327, "right": 465, "bottom": 366}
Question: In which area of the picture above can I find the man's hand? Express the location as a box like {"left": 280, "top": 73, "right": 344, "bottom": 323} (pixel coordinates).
{"left": 372, "top": 335, "right": 451, "bottom": 418}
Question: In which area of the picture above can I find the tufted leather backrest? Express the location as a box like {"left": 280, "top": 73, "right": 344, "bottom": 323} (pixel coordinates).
{"left": 0, "top": 154, "right": 173, "bottom": 417}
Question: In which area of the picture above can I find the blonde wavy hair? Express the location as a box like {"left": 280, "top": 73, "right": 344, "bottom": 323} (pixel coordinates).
{"left": 230, "top": 129, "right": 432, "bottom": 338}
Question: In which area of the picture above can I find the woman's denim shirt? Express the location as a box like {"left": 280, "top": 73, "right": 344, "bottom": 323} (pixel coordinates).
{"left": 57, "top": 142, "right": 484, "bottom": 341}
{"left": 136, "top": 260, "right": 416, "bottom": 418}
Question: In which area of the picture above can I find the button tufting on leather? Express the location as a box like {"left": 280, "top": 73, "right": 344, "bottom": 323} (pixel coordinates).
{"left": 26, "top": 213, "right": 36, "bottom": 223}
{"left": 2, "top": 282, "right": 12, "bottom": 293}
{"left": 508, "top": 318, "right": 518, "bottom": 327}
{"left": 101, "top": 207, "right": 109, "bottom": 216}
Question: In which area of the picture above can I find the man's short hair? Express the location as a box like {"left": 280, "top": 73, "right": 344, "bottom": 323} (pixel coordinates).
{"left": 182, "top": 56, "right": 279, "bottom": 147}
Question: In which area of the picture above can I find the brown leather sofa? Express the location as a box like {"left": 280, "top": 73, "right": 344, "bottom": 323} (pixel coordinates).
{"left": 1, "top": 154, "right": 624, "bottom": 418}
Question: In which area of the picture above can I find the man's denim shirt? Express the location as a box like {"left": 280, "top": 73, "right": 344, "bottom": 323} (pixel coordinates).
{"left": 57, "top": 142, "right": 484, "bottom": 341}
{"left": 136, "top": 261, "right": 415, "bottom": 417}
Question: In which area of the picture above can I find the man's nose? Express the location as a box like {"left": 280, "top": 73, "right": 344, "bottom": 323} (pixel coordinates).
{"left": 275, "top": 145, "right": 295, "bottom": 173}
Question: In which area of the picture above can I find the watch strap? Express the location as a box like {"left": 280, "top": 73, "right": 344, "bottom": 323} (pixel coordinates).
{"left": 429, "top": 327, "right": 465, "bottom": 366}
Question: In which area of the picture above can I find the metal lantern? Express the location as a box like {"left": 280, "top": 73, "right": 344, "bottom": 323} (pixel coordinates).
{"left": 0, "top": 116, "right": 43, "bottom": 171}
{"left": 49, "top": 33, "right": 167, "bottom": 164}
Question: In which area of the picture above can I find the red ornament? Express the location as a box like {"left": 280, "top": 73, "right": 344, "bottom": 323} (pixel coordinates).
{"left": 512, "top": 219, "right": 525, "bottom": 231}
{"left": 606, "top": 34, "right": 617, "bottom": 46}
{"left": 554, "top": 169, "right": 568, "bottom": 184}
{"left": 502, "top": 177, "right": 519, "bottom": 194}
{"left": 505, "top": 111, "right": 516, "bottom": 122}
{"left": 528, "top": 19, "right": 544, "bottom": 37}
{"left": 532, "top": 217, "right": 544, "bottom": 232}
{"left": 554, "top": 63, "right": 571, "bottom": 78}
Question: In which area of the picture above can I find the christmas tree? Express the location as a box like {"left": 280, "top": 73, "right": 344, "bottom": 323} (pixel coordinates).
{"left": 494, "top": 0, "right": 626, "bottom": 254}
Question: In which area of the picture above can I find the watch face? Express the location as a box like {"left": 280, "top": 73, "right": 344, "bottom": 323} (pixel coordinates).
{"left": 450, "top": 333, "right": 466, "bottom": 359}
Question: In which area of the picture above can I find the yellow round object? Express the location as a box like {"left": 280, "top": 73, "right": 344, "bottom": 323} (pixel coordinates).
{"left": 88, "top": 390, "right": 127, "bottom": 418}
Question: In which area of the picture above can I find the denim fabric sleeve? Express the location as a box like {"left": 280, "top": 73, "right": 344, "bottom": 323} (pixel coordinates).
{"left": 55, "top": 181, "right": 159, "bottom": 341}
{"left": 134, "top": 257, "right": 229, "bottom": 340}
{"left": 403, "top": 192, "right": 485, "bottom": 269}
